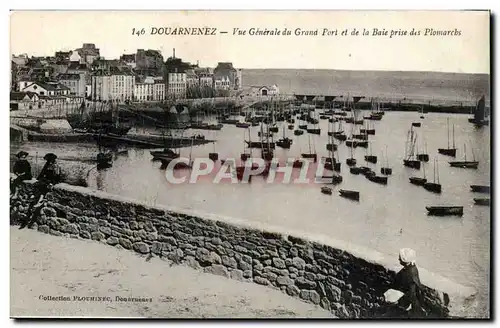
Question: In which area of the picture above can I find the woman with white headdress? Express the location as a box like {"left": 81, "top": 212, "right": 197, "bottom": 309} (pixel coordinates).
{"left": 382, "top": 248, "right": 426, "bottom": 318}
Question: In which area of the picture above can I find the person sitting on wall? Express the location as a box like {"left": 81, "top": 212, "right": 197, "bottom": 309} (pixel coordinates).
{"left": 11, "top": 151, "right": 33, "bottom": 198}
{"left": 19, "top": 153, "right": 62, "bottom": 230}
{"left": 382, "top": 248, "right": 426, "bottom": 318}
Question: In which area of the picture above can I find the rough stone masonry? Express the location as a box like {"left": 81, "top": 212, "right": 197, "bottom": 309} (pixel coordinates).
{"left": 10, "top": 181, "right": 457, "bottom": 318}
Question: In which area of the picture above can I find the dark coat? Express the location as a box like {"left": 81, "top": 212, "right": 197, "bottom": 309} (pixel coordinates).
{"left": 393, "top": 264, "right": 425, "bottom": 317}
{"left": 13, "top": 159, "right": 32, "bottom": 179}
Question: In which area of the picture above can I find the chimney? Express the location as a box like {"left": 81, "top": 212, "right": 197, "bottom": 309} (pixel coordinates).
{"left": 173, "top": 48, "right": 176, "bottom": 59}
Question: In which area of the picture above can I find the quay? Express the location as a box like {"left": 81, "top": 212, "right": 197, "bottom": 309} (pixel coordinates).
{"left": 26, "top": 132, "right": 213, "bottom": 149}
{"left": 10, "top": 180, "right": 477, "bottom": 319}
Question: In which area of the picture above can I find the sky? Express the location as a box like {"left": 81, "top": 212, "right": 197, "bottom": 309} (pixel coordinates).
{"left": 9, "top": 10, "right": 490, "bottom": 74}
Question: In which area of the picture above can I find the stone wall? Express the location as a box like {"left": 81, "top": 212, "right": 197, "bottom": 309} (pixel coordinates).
{"left": 10, "top": 181, "right": 475, "bottom": 318}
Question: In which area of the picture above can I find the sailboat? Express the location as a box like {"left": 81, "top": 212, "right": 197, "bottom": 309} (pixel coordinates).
{"left": 161, "top": 133, "right": 193, "bottom": 170}
{"left": 241, "top": 128, "right": 251, "bottom": 161}
{"left": 364, "top": 141, "right": 377, "bottom": 164}
{"left": 151, "top": 124, "right": 180, "bottom": 161}
{"left": 276, "top": 124, "right": 293, "bottom": 149}
{"left": 360, "top": 120, "right": 375, "bottom": 135}
{"left": 449, "top": 143, "right": 479, "bottom": 169}
{"left": 306, "top": 111, "right": 321, "bottom": 135}
{"left": 346, "top": 123, "right": 358, "bottom": 148}
{"left": 325, "top": 119, "right": 338, "bottom": 151}
{"left": 301, "top": 134, "right": 317, "bottom": 162}
{"left": 470, "top": 185, "right": 490, "bottom": 193}
{"left": 208, "top": 129, "right": 219, "bottom": 161}
{"left": 366, "top": 170, "right": 388, "bottom": 185}
{"left": 319, "top": 138, "right": 343, "bottom": 185}
{"left": 468, "top": 95, "right": 489, "bottom": 127}
{"left": 261, "top": 122, "right": 274, "bottom": 161}
{"left": 416, "top": 138, "right": 429, "bottom": 162}
{"left": 333, "top": 122, "right": 347, "bottom": 141}
{"left": 409, "top": 161, "right": 427, "bottom": 186}
{"left": 346, "top": 144, "right": 357, "bottom": 166}
{"left": 247, "top": 122, "right": 276, "bottom": 149}
{"left": 438, "top": 118, "right": 457, "bottom": 157}
{"left": 419, "top": 106, "right": 425, "bottom": 119}
{"left": 339, "top": 189, "right": 360, "bottom": 201}
{"left": 423, "top": 158, "right": 442, "bottom": 193}
{"left": 380, "top": 145, "right": 392, "bottom": 175}
{"left": 403, "top": 127, "right": 421, "bottom": 169}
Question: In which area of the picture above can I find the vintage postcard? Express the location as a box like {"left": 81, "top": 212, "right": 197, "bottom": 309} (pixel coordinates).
{"left": 9, "top": 10, "right": 490, "bottom": 319}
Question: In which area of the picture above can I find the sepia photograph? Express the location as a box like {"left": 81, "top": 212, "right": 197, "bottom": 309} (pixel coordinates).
{"left": 9, "top": 10, "right": 490, "bottom": 319}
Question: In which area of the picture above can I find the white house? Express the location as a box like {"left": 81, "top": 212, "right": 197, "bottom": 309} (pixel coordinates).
{"left": 22, "top": 82, "right": 71, "bottom": 96}
{"left": 240, "top": 85, "right": 280, "bottom": 97}
{"left": 134, "top": 76, "right": 165, "bottom": 102}
{"left": 167, "top": 73, "right": 187, "bottom": 99}
{"left": 91, "top": 72, "right": 135, "bottom": 102}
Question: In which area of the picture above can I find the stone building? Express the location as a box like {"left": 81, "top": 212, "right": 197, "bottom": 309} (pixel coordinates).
{"left": 75, "top": 43, "right": 100, "bottom": 65}
{"left": 213, "top": 62, "right": 242, "bottom": 90}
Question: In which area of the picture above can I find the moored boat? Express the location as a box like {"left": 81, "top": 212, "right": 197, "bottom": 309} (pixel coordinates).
{"left": 366, "top": 174, "right": 388, "bottom": 185}
{"left": 423, "top": 182, "right": 442, "bottom": 194}
{"left": 246, "top": 141, "right": 276, "bottom": 149}
{"left": 417, "top": 154, "right": 429, "bottom": 162}
{"left": 381, "top": 168, "right": 392, "bottom": 175}
{"left": 151, "top": 149, "right": 180, "bottom": 160}
{"left": 339, "top": 189, "right": 360, "bottom": 201}
{"left": 326, "top": 143, "right": 338, "bottom": 152}
{"left": 423, "top": 158, "right": 441, "bottom": 193}
{"left": 381, "top": 145, "right": 392, "bottom": 175}
{"left": 437, "top": 118, "right": 457, "bottom": 157}
{"left": 350, "top": 167, "right": 362, "bottom": 175}
{"left": 426, "top": 206, "right": 463, "bottom": 216}
{"left": 449, "top": 161, "right": 479, "bottom": 169}
{"left": 209, "top": 152, "right": 219, "bottom": 161}
{"left": 449, "top": 143, "right": 478, "bottom": 169}
{"left": 307, "top": 128, "right": 321, "bottom": 135}
{"left": 474, "top": 198, "right": 490, "bottom": 206}
{"left": 356, "top": 141, "right": 368, "bottom": 148}
{"left": 470, "top": 185, "right": 490, "bottom": 193}
{"left": 294, "top": 129, "right": 304, "bottom": 136}
{"left": 346, "top": 140, "right": 358, "bottom": 148}
{"left": 410, "top": 177, "right": 427, "bottom": 186}
{"left": 236, "top": 122, "right": 251, "bottom": 128}
{"left": 321, "top": 186, "right": 333, "bottom": 195}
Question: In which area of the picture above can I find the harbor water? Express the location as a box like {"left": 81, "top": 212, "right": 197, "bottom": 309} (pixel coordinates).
{"left": 11, "top": 111, "right": 491, "bottom": 317}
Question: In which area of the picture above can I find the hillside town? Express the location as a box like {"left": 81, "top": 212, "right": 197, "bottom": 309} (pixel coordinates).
{"left": 10, "top": 43, "right": 280, "bottom": 112}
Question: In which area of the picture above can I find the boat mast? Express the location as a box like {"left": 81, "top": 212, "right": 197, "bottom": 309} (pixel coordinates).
{"left": 436, "top": 158, "right": 440, "bottom": 184}
{"left": 447, "top": 118, "right": 450, "bottom": 149}
{"left": 452, "top": 124, "right": 456, "bottom": 149}
{"left": 464, "top": 143, "right": 467, "bottom": 161}
{"left": 385, "top": 145, "right": 389, "bottom": 167}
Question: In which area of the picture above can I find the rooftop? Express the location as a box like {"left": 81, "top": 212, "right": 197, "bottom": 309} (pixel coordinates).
{"left": 57, "top": 73, "right": 81, "bottom": 81}
{"left": 10, "top": 91, "right": 37, "bottom": 101}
